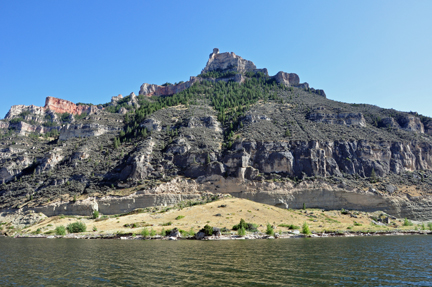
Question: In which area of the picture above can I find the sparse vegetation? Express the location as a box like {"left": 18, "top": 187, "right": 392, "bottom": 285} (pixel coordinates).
{"left": 302, "top": 222, "right": 311, "bottom": 235}
{"left": 55, "top": 225, "right": 66, "bottom": 235}
{"left": 403, "top": 218, "right": 414, "bottom": 226}
{"left": 266, "top": 223, "right": 274, "bottom": 236}
{"left": 66, "top": 222, "right": 87, "bottom": 233}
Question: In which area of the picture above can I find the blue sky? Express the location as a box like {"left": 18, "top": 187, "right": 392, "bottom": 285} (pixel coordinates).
{"left": 1, "top": 0, "right": 431, "bottom": 118}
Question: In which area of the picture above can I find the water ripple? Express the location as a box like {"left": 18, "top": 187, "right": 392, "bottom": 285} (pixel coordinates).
{"left": 0, "top": 235, "right": 431, "bottom": 286}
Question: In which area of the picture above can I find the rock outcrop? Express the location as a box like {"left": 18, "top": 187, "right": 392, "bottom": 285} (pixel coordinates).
{"left": 59, "top": 123, "right": 121, "bottom": 140}
{"left": 202, "top": 48, "right": 260, "bottom": 74}
{"left": 308, "top": 108, "right": 366, "bottom": 127}
{"left": 379, "top": 115, "right": 425, "bottom": 134}
{"left": 274, "top": 71, "right": 300, "bottom": 86}
{"left": 2, "top": 47, "right": 432, "bottom": 224}
{"left": 44, "top": 97, "right": 92, "bottom": 115}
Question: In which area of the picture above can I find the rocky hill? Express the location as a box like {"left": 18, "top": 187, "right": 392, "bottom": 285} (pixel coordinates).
{"left": 1, "top": 48, "right": 432, "bottom": 226}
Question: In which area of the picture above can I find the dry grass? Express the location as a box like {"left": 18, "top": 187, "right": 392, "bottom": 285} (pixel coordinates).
{"left": 25, "top": 197, "right": 420, "bottom": 235}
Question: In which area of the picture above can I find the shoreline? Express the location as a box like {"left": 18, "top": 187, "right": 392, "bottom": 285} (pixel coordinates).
{"left": 9, "top": 230, "right": 432, "bottom": 241}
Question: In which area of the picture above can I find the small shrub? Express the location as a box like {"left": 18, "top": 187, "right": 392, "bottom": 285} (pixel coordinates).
{"left": 67, "top": 222, "right": 87, "bottom": 233}
{"left": 35, "top": 228, "right": 41, "bottom": 234}
{"left": 303, "top": 203, "right": 306, "bottom": 210}
{"left": 354, "top": 222, "right": 363, "bottom": 226}
{"left": 160, "top": 228, "right": 166, "bottom": 236}
{"left": 141, "top": 227, "right": 150, "bottom": 238}
{"left": 203, "top": 224, "right": 213, "bottom": 236}
{"left": 175, "top": 215, "right": 185, "bottom": 220}
{"left": 266, "top": 223, "right": 274, "bottom": 236}
{"left": 302, "top": 222, "right": 311, "bottom": 235}
{"left": 237, "top": 226, "right": 246, "bottom": 236}
{"left": 403, "top": 218, "right": 413, "bottom": 226}
{"left": 92, "top": 225, "right": 97, "bottom": 232}
{"left": 55, "top": 225, "right": 66, "bottom": 235}
{"left": 162, "top": 221, "right": 172, "bottom": 226}
{"left": 150, "top": 228, "right": 156, "bottom": 236}
{"left": 92, "top": 210, "right": 99, "bottom": 219}
{"left": 428, "top": 222, "right": 432, "bottom": 231}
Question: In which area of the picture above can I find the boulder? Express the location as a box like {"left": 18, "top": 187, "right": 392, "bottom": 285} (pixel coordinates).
{"left": 168, "top": 227, "right": 181, "bottom": 238}
{"left": 195, "top": 231, "right": 206, "bottom": 240}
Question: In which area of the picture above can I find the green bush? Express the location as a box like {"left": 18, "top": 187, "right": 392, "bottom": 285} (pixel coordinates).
{"left": 150, "top": 228, "right": 156, "bottom": 236}
{"left": 67, "top": 222, "right": 87, "bottom": 233}
{"left": 92, "top": 210, "right": 99, "bottom": 219}
{"left": 232, "top": 219, "right": 258, "bottom": 232}
{"left": 237, "top": 226, "right": 246, "bottom": 236}
{"left": 55, "top": 225, "right": 66, "bottom": 235}
{"left": 175, "top": 215, "right": 185, "bottom": 220}
{"left": 141, "top": 227, "right": 150, "bottom": 237}
{"left": 302, "top": 222, "right": 311, "bottom": 235}
{"left": 403, "top": 218, "right": 413, "bottom": 226}
{"left": 428, "top": 222, "right": 432, "bottom": 231}
{"left": 354, "top": 222, "right": 363, "bottom": 226}
{"left": 203, "top": 224, "right": 213, "bottom": 236}
{"left": 266, "top": 223, "right": 274, "bottom": 236}
{"left": 162, "top": 221, "right": 172, "bottom": 226}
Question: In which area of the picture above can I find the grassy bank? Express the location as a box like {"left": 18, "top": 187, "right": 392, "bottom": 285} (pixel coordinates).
{"left": 19, "top": 197, "right": 432, "bottom": 237}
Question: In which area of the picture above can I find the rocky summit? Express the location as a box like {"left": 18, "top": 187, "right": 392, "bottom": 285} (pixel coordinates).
{"left": 1, "top": 48, "right": 432, "bottom": 228}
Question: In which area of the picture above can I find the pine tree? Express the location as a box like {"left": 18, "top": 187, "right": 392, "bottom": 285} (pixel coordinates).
{"left": 370, "top": 168, "right": 377, "bottom": 183}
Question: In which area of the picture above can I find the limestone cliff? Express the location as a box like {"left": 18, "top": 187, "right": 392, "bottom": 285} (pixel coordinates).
{"left": 1, "top": 48, "right": 432, "bottom": 224}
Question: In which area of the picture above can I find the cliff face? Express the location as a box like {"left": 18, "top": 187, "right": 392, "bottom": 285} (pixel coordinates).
{"left": 45, "top": 97, "right": 83, "bottom": 115}
{"left": 1, "top": 48, "right": 432, "bottom": 222}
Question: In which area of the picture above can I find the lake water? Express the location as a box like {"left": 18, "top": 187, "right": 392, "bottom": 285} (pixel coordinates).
{"left": 0, "top": 235, "right": 431, "bottom": 286}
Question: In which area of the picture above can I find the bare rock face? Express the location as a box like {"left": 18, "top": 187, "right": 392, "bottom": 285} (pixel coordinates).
{"left": 424, "top": 121, "right": 432, "bottom": 136}
{"left": 187, "top": 116, "right": 222, "bottom": 132}
{"left": 111, "top": 94, "right": 123, "bottom": 105}
{"left": 398, "top": 115, "right": 424, "bottom": 133}
{"left": 139, "top": 77, "right": 200, "bottom": 97}
{"left": 139, "top": 83, "right": 159, "bottom": 95}
{"left": 274, "top": 71, "right": 300, "bottom": 86}
{"left": 5, "top": 105, "right": 46, "bottom": 120}
{"left": 45, "top": 97, "right": 91, "bottom": 115}
{"left": 36, "top": 147, "right": 64, "bottom": 173}
{"left": 380, "top": 117, "right": 400, "bottom": 128}
{"left": 140, "top": 118, "right": 162, "bottom": 132}
{"left": 8, "top": 121, "right": 59, "bottom": 136}
{"left": 243, "top": 114, "right": 271, "bottom": 123}
{"left": 308, "top": 107, "right": 366, "bottom": 127}
{"left": 0, "top": 155, "right": 33, "bottom": 183}
{"left": 59, "top": 123, "right": 121, "bottom": 140}
{"left": 118, "top": 107, "right": 128, "bottom": 114}
{"left": 201, "top": 48, "right": 257, "bottom": 74}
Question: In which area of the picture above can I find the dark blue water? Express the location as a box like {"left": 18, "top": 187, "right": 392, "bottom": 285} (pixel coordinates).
{"left": 0, "top": 235, "right": 431, "bottom": 286}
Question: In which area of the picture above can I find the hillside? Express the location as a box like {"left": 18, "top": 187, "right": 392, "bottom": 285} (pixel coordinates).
{"left": 1, "top": 48, "right": 432, "bottom": 229}
{"left": 21, "top": 197, "right": 426, "bottom": 237}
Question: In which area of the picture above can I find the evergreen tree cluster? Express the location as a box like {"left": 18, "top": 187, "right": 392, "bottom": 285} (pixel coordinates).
{"left": 117, "top": 76, "right": 293, "bottom": 148}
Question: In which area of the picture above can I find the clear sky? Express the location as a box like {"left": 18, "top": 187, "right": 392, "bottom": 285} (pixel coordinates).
{"left": 1, "top": 0, "right": 431, "bottom": 119}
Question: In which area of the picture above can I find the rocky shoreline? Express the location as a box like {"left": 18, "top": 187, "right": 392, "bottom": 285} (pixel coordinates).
{"left": 10, "top": 230, "right": 431, "bottom": 241}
